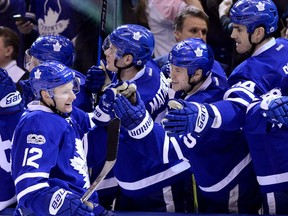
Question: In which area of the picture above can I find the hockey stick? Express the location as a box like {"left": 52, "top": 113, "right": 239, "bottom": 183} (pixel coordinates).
{"left": 91, "top": 0, "right": 108, "bottom": 108}
{"left": 81, "top": 118, "right": 120, "bottom": 202}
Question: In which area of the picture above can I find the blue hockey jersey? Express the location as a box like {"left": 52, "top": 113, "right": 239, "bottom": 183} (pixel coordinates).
{"left": 212, "top": 38, "right": 288, "bottom": 130}
{"left": 244, "top": 89, "right": 288, "bottom": 193}
{"left": 0, "top": 111, "right": 23, "bottom": 211}
{"left": 11, "top": 102, "right": 97, "bottom": 214}
{"left": 122, "top": 63, "right": 262, "bottom": 213}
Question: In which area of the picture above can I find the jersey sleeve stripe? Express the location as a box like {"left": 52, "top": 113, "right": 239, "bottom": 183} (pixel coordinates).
{"left": 17, "top": 182, "right": 49, "bottom": 201}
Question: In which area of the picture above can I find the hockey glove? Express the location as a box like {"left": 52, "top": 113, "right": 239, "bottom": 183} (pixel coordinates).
{"left": 161, "top": 61, "right": 171, "bottom": 78}
{"left": 162, "top": 99, "right": 215, "bottom": 136}
{"left": 85, "top": 65, "right": 106, "bottom": 94}
{"left": 46, "top": 188, "right": 94, "bottom": 216}
{"left": 19, "top": 79, "right": 35, "bottom": 106}
{"left": 114, "top": 93, "right": 153, "bottom": 139}
{"left": 92, "top": 86, "right": 117, "bottom": 126}
{"left": 261, "top": 95, "right": 288, "bottom": 125}
{"left": 0, "top": 68, "right": 23, "bottom": 114}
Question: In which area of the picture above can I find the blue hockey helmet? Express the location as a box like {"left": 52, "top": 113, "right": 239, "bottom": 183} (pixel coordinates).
{"left": 104, "top": 24, "right": 155, "bottom": 67}
{"left": 0, "top": 68, "right": 23, "bottom": 114}
{"left": 30, "top": 61, "right": 79, "bottom": 100}
{"left": 230, "top": 0, "right": 278, "bottom": 34}
{"left": 27, "top": 35, "right": 75, "bottom": 68}
{"left": 168, "top": 38, "right": 214, "bottom": 77}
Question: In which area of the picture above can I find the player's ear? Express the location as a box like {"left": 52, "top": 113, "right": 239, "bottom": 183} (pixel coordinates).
{"left": 252, "top": 26, "right": 265, "bottom": 43}
{"left": 124, "top": 54, "right": 133, "bottom": 65}
{"left": 193, "top": 69, "right": 203, "bottom": 81}
{"left": 41, "top": 90, "right": 51, "bottom": 100}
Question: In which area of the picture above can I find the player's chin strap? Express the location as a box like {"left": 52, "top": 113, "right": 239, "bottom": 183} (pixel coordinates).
{"left": 248, "top": 30, "right": 272, "bottom": 55}
{"left": 114, "top": 57, "right": 143, "bottom": 81}
{"left": 41, "top": 98, "right": 71, "bottom": 118}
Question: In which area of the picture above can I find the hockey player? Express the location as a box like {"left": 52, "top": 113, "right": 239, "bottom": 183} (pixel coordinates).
{"left": 241, "top": 74, "right": 288, "bottom": 214}
{"left": 11, "top": 61, "right": 110, "bottom": 215}
{"left": 21, "top": 34, "right": 93, "bottom": 112}
{"left": 162, "top": 0, "right": 288, "bottom": 139}
{"left": 0, "top": 68, "right": 24, "bottom": 212}
{"left": 86, "top": 24, "right": 193, "bottom": 212}
{"left": 112, "top": 38, "right": 262, "bottom": 213}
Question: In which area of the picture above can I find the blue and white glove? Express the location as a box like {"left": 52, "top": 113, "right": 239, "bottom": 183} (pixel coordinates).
{"left": 113, "top": 92, "right": 153, "bottom": 139}
{"left": 85, "top": 65, "right": 106, "bottom": 94}
{"left": 19, "top": 79, "right": 35, "bottom": 106}
{"left": 161, "top": 61, "right": 171, "bottom": 78}
{"left": 261, "top": 95, "right": 288, "bottom": 125}
{"left": 162, "top": 99, "right": 215, "bottom": 136}
{"left": 92, "top": 86, "right": 117, "bottom": 126}
{"left": 0, "top": 68, "right": 23, "bottom": 113}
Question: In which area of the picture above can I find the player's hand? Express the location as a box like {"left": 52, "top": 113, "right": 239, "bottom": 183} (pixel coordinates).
{"left": 85, "top": 64, "right": 106, "bottom": 94}
{"left": 114, "top": 92, "right": 153, "bottom": 139}
{"left": 161, "top": 61, "right": 171, "bottom": 78}
{"left": 92, "top": 85, "right": 117, "bottom": 126}
{"left": 19, "top": 79, "right": 35, "bottom": 106}
{"left": 218, "top": 0, "right": 233, "bottom": 18}
{"left": 114, "top": 81, "right": 137, "bottom": 105}
{"left": 15, "top": 20, "right": 34, "bottom": 34}
{"left": 162, "top": 99, "right": 215, "bottom": 136}
{"left": 261, "top": 96, "right": 288, "bottom": 125}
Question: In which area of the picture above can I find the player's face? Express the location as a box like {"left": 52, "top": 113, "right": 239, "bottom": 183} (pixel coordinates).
{"left": 170, "top": 64, "right": 191, "bottom": 92}
{"left": 104, "top": 44, "right": 118, "bottom": 71}
{"left": 175, "top": 16, "right": 208, "bottom": 42}
{"left": 53, "top": 81, "right": 76, "bottom": 113}
{"left": 24, "top": 49, "right": 43, "bottom": 72}
{"left": 231, "top": 24, "right": 252, "bottom": 54}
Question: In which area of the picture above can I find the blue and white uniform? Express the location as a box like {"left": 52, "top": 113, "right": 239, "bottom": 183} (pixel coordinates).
{"left": 211, "top": 38, "right": 288, "bottom": 130}
{"left": 243, "top": 88, "right": 288, "bottom": 215}
{"left": 0, "top": 112, "right": 23, "bottom": 211}
{"left": 87, "top": 60, "right": 193, "bottom": 212}
{"left": 122, "top": 62, "right": 261, "bottom": 213}
{"left": 11, "top": 102, "right": 96, "bottom": 215}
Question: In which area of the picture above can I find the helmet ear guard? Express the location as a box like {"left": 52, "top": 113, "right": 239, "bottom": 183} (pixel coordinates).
{"left": 230, "top": 0, "right": 278, "bottom": 34}
{"left": 168, "top": 38, "right": 214, "bottom": 78}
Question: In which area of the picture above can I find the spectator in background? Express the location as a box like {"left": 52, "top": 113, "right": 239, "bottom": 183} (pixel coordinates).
{"left": 0, "top": 0, "right": 26, "bottom": 66}
{"left": 144, "top": 0, "right": 203, "bottom": 58}
{"left": 0, "top": 26, "right": 28, "bottom": 90}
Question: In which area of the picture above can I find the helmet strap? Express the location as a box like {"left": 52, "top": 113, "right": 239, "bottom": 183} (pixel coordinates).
{"left": 41, "top": 97, "right": 71, "bottom": 118}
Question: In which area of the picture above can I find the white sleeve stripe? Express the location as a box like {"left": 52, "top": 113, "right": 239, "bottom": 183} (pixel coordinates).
{"left": 163, "top": 132, "right": 170, "bottom": 164}
{"left": 17, "top": 182, "right": 49, "bottom": 201}
{"left": 226, "top": 98, "right": 250, "bottom": 107}
{"left": 199, "top": 154, "right": 251, "bottom": 192}
{"left": 15, "top": 172, "right": 49, "bottom": 185}
{"left": 87, "top": 112, "right": 95, "bottom": 128}
{"left": 116, "top": 161, "right": 191, "bottom": 190}
{"left": 170, "top": 137, "right": 184, "bottom": 161}
{"left": 210, "top": 104, "right": 222, "bottom": 128}
{"left": 257, "top": 172, "right": 288, "bottom": 186}
{"left": 224, "top": 87, "right": 255, "bottom": 100}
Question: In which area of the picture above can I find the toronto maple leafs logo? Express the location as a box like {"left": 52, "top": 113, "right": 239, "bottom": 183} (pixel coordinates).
{"left": 194, "top": 47, "right": 203, "bottom": 57}
{"left": 133, "top": 31, "right": 142, "bottom": 41}
{"left": 38, "top": 7, "right": 69, "bottom": 36}
{"left": 34, "top": 69, "right": 42, "bottom": 79}
{"left": 70, "top": 138, "right": 90, "bottom": 189}
{"left": 53, "top": 41, "right": 62, "bottom": 52}
{"left": 256, "top": 2, "right": 265, "bottom": 11}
